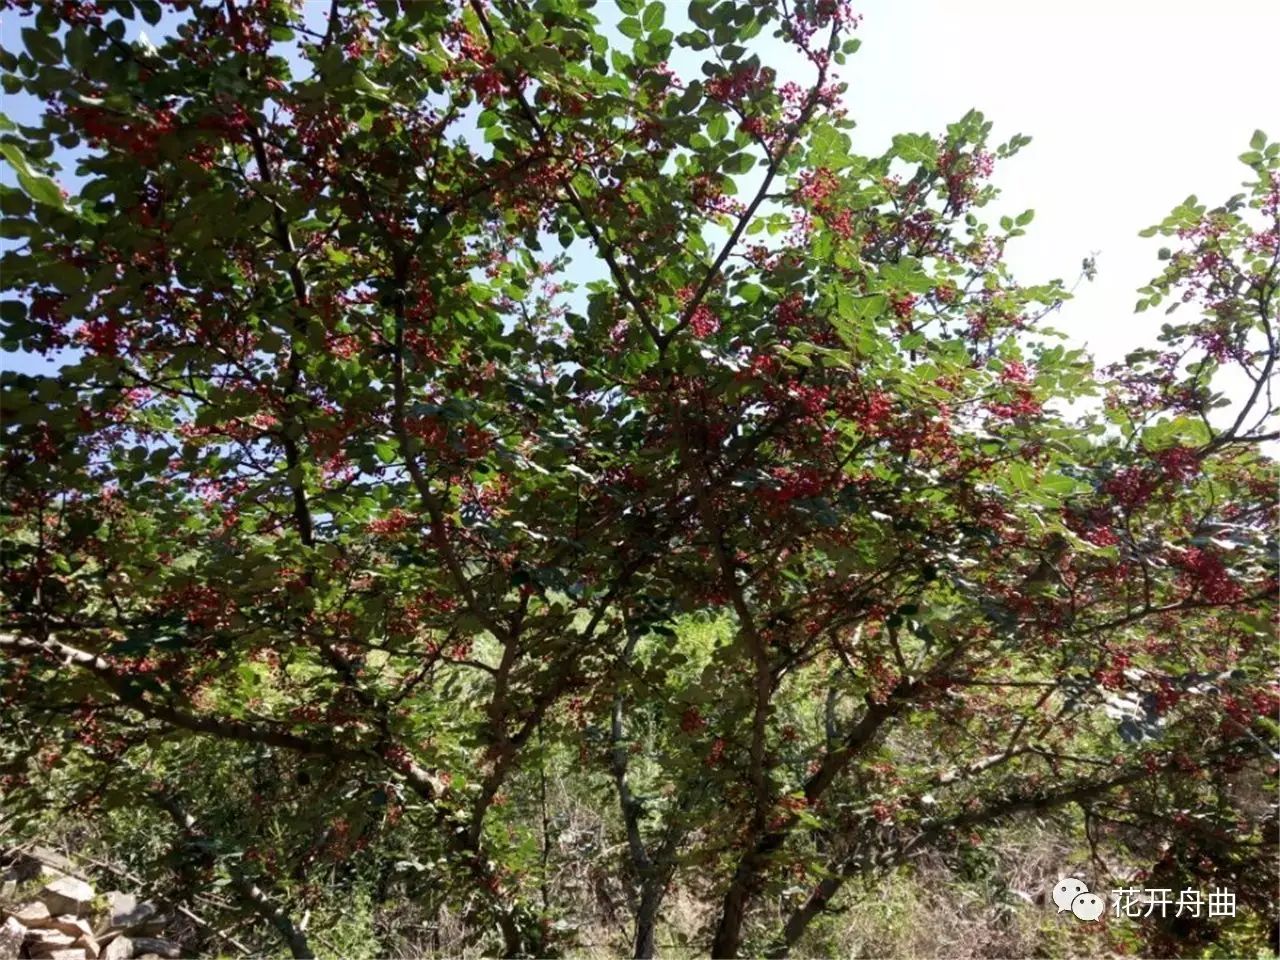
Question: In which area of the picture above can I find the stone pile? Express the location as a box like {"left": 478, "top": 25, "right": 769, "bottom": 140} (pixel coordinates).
{"left": 1, "top": 853, "right": 186, "bottom": 960}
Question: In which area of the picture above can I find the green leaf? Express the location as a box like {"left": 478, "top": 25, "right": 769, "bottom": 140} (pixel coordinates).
{"left": 1007, "top": 461, "right": 1033, "bottom": 492}
{"left": 16, "top": 170, "right": 63, "bottom": 209}
{"left": 643, "top": 2, "right": 666, "bottom": 31}
{"left": 891, "top": 132, "right": 937, "bottom": 165}
{"left": 0, "top": 144, "right": 65, "bottom": 210}
{"left": 688, "top": 0, "right": 715, "bottom": 29}
{"left": 1249, "top": 129, "right": 1266, "bottom": 151}
{"left": 22, "top": 27, "right": 61, "bottom": 65}
{"left": 65, "top": 27, "right": 90, "bottom": 68}
{"left": 0, "top": 185, "right": 31, "bottom": 217}
{"left": 353, "top": 71, "right": 391, "bottom": 101}
{"left": 810, "top": 125, "right": 853, "bottom": 169}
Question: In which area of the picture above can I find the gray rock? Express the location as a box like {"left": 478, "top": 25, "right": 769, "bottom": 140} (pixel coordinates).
{"left": 24, "top": 926, "right": 78, "bottom": 958}
{"left": 134, "top": 914, "right": 171, "bottom": 936}
{"left": 29, "top": 848, "right": 77, "bottom": 878}
{"left": 47, "top": 916, "right": 94, "bottom": 938}
{"left": 10, "top": 900, "right": 52, "bottom": 926}
{"left": 128, "top": 937, "right": 182, "bottom": 959}
{"left": 0, "top": 916, "right": 25, "bottom": 960}
{"left": 27, "top": 926, "right": 76, "bottom": 943}
{"left": 75, "top": 931, "right": 101, "bottom": 959}
{"left": 37, "top": 951, "right": 87, "bottom": 960}
{"left": 99, "top": 893, "right": 158, "bottom": 935}
{"left": 3, "top": 848, "right": 74, "bottom": 884}
{"left": 100, "top": 935, "right": 132, "bottom": 960}
{"left": 40, "top": 877, "right": 94, "bottom": 917}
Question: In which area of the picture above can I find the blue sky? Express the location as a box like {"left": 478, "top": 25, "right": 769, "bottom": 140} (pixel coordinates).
{"left": 3, "top": 0, "right": 1278, "bottom": 386}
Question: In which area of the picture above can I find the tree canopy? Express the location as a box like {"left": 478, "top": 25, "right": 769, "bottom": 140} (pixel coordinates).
{"left": 1, "top": 1, "right": 1276, "bottom": 957}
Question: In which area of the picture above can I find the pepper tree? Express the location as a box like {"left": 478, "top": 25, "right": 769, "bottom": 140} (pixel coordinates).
{"left": 1, "top": 1, "right": 1276, "bottom": 958}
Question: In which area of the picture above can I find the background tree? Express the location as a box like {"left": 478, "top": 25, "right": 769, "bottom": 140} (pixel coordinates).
{"left": 1, "top": 1, "right": 1275, "bottom": 957}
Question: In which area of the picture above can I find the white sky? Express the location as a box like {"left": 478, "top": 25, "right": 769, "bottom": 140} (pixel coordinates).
{"left": 840, "top": 0, "right": 1280, "bottom": 367}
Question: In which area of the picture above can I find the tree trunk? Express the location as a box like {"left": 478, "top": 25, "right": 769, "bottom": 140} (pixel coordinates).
{"left": 710, "top": 861, "right": 756, "bottom": 958}
{"left": 497, "top": 912, "right": 525, "bottom": 959}
{"left": 632, "top": 881, "right": 664, "bottom": 959}
{"left": 767, "top": 876, "right": 842, "bottom": 958}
